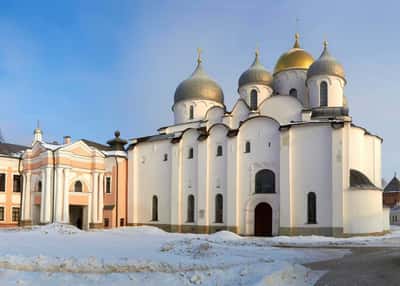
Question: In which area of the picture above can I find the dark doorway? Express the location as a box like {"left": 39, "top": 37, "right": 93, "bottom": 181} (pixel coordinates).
{"left": 69, "top": 206, "right": 84, "bottom": 229}
{"left": 254, "top": 202, "right": 273, "bottom": 236}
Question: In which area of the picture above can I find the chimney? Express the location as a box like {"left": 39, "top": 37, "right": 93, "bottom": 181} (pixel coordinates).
{"left": 63, "top": 136, "right": 71, "bottom": 145}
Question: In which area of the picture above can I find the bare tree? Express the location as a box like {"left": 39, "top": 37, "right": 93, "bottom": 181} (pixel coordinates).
{"left": 0, "top": 129, "right": 4, "bottom": 143}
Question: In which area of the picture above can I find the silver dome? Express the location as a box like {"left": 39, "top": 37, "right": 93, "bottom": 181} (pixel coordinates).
{"left": 174, "top": 57, "right": 224, "bottom": 104}
{"left": 238, "top": 51, "right": 273, "bottom": 88}
{"left": 307, "top": 41, "right": 345, "bottom": 81}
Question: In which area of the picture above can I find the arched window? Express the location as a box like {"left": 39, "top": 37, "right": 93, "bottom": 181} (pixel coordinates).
{"left": 245, "top": 141, "right": 251, "bottom": 153}
{"left": 74, "top": 181, "right": 83, "bottom": 192}
{"left": 152, "top": 195, "right": 158, "bottom": 221}
{"left": 189, "top": 105, "right": 194, "bottom": 120}
{"left": 215, "top": 194, "right": 223, "bottom": 223}
{"left": 216, "top": 145, "right": 223, "bottom": 157}
{"left": 307, "top": 192, "right": 317, "bottom": 224}
{"left": 163, "top": 153, "right": 168, "bottom": 161}
{"left": 37, "top": 181, "right": 42, "bottom": 192}
{"left": 187, "top": 195, "right": 195, "bottom": 223}
{"left": 188, "top": 148, "right": 194, "bottom": 159}
{"left": 320, "top": 81, "right": 328, "bottom": 107}
{"left": 255, "top": 169, "right": 275, "bottom": 193}
{"left": 289, "top": 88, "right": 298, "bottom": 98}
{"left": 250, "top": 89, "right": 258, "bottom": 110}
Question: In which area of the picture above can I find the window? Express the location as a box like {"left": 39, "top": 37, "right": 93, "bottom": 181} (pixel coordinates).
{"left": 216, "top": 145, "right": 223, "bottom": 157}
{"left": 0, "top": 207, "right": 4, "bottom": 221}
{"left": 188, "top": 148, "right": 194, "bottom": 159}
{"left": 152, "top": 195, "right": 158, "bottom": 221}
{"left": 307, "top": 192, "right": 317, "bottom": 224}
{"left": 12, "top": 207, "right": 20, "bottom": 222}
{"left": 0, "top": 174, "right": 5, "bottom": 192}
{"left": 250, "top": 89, "right": 258, "bottom": 110}
{"left": 13, "top": 175, "right": 22, "bottom": 192}
{"left": 104, "top": 218, "right": 109, "bottom": 228}
{"left": 320, "top": 81, "right": 328, "bottom": 107}
{"left": 37, "top": 181, "right": 42, "bottom": 192}
{"left": 105, "top": 177, "right": 111, "bottom": 194}
{"left": 255, "top": 169, "right": 275, "bottom": 193}
{"left": 187, "top": 195, "right": 195, "bottom": 223}
{"left": 189, "top": 105, "right": 194, "bottom": 120}
{"left": 244, "top": 141, "right": 251, "bottom": 153}
{"left": 120, "top": 218, "right": 124, "bottom": 226}
{"left": 289, "top": 88, "right": 298, "bottom": 98}
{"left": 163, "top": 153, "right": 168, "bottom": 161}
{"left": 215, "top": 194, "right": 223, "bottom": 223}
{"left": 74, "top": 181, "right": 83, "bottom": 192}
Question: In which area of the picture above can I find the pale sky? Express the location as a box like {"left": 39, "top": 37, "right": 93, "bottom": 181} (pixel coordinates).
{"left": 0, "top": 0, "right": 398, "bottom": 181}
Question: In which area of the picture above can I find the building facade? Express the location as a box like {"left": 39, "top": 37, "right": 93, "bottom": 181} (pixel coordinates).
{"left": 0, "top": 34, "right": 390, "bottom": 236}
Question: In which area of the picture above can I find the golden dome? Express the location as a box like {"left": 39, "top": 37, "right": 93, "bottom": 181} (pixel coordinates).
{"left": 274, "top": 33, "right": 314, "bottom": 75}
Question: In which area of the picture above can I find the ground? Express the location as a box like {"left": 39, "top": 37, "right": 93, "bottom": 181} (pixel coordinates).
{"left": 0, "top": 225, "right": 398, "bottom": 286}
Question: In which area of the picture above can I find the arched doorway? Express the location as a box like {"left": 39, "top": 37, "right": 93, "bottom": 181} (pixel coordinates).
{"left": 254, "top": 202, "right": 273, "bottom": 236}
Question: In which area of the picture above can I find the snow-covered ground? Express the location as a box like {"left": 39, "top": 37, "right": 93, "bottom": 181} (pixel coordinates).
{"left": 0, "top": 225, "right": 398, "bottom": 286}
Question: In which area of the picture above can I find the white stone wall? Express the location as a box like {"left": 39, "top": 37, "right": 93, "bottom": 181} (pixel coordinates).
{"left": 273, "top": 70, "right": 308, "bottom": 106}
{"left": 307, "top": 75, "right": 345, "bottom": 108}
{"left": 173, "top": 99, "right": 224, "bottom": 124}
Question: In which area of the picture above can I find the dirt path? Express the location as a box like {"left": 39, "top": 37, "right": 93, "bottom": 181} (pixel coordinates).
{"left": 306, "top": 247, "right": 400, "bottom": 286}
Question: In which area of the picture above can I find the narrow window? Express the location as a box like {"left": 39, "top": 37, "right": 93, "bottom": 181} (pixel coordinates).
{"left": 289, "top": 88, "right": 298, "bottom": 98}
{"left": 307, "top": 192, "right": 317, "bottom": 224}
{"left": 105, "top": 177, "right": 111, "bottom": 194}
{"left": 0, "top": 207, "right": 4, "bottom": 221}
{"left": 104, "top": 218, "right": 109, "bottom": 228}
{"left": 120, "top": 218, "right": 125, "bottom": 226}
{"left": 320, "top": 81, "right": 328, "bottom": 107}
{"left": 215, "top": 194, "right": 223, "bottom": 223}
{"left": 189, "top": 105, "right": 194, "bottom": 120}
{"left": 244, "top": 141, "right": 251, "bottom": 153}
{"left": 37, "top": 181, "right": 42, "bottom": 192}
{"left": 188, "top": 148, "right": 194, "bottom": 159}
{"left": 74, "top": 181, "right": 83, "bottom": 192}
{"left": 216, "top": 145, "right": 223, "bottom": 157}
{"left": 13, "top": 175, "right": 22, "bottom": 192}
{"left": 187, "top": 195, "right": 195, "bottom": 223}
{"left": 12, "top": 207, "right": 20, "bottom": 222}
{"left": 0, "top": 174, "right": 5, "bottom": 192}
{"left": 152, "top": 195, "right": 158, "bottom": 221}
{"left": 163, "top": 153, "right": 168, "bottom": 161}
{"left": 250, "top": 89, "right": 258, "bottom": 110}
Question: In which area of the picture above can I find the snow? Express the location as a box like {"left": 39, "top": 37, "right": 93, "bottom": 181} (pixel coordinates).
{"left": 2, "top": 224, "right": 399, "bottom": 285}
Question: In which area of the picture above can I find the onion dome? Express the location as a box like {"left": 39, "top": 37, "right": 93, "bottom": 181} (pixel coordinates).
{"left": 274, "top": 33, "right": 314, "bottom": 75}
{"left": 307, "top": 40, "right": 345, "bottom": 81}
{"left": 174, "top": 50, "right": 224, "bottom": 105}
{"left": 238, "top": 49, "right": 273, "bottom": 88}
{"left": 107, "top": 130, "right": 127, "bottom": 151}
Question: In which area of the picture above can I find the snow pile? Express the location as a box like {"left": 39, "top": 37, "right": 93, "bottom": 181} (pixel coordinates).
{"left": 208, "top": 230, "right": 242, "bottom": 242}
{"left": 31, "top": 223, "right": 82, "bottom": 235}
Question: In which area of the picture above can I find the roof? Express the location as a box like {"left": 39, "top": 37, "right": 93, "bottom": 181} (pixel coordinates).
{"left": 0, "top": 142, "right": 28, "bottom": 157}
{"left": 238, "top": 51, "right": 272, "bottom": 88}
{"left": 81, "top": 139, "right": 112, "bottom": 151}
{"left": 349, "top": 169, "right": 380, "bottom": 190}
{"left": 384, "top": 176, "right": 400, "bottom": 192}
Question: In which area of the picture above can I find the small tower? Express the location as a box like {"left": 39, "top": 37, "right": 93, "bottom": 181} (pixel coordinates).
{"left": 307, "top": 40, "right": 346, "bottom": 112}
{"left": 238, "top": 48, "right": 273, "bottom": 110}
{"left": 32, "top": 121, "right": 43, "bottom": 145}
{"left": 107, "top": 130, "right": 127, "bottom": 151}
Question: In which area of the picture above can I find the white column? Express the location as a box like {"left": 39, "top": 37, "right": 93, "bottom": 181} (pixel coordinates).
{"left": 63, "top": 168, "right": 70, "bottom": 223}
{"left": 92, "top": 172, "right": 99, "bottom": 223}
{"left": 98, "top": 173, "right": 104, "bottom": 223}
{"left": 54, "top": 167, "right": 63, "bottom": 222}
{"left": 44, "top": 167, "right": 52, "bottom": 223}
{"left": 21, "top": 173, "right": 27, "bottom": 221}
{"left": 40, "top": 169, "right": 46, "bottom": 223}
{"left": 22, "top": 172, "right": 32, "bottom": 221}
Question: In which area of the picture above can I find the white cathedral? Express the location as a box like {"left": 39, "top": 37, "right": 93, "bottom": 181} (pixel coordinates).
{"left": 1, "top": 34, "right": 389, "bottom": 236}
{"left": 126, "top": 34, "right": 389, "bottom": 236}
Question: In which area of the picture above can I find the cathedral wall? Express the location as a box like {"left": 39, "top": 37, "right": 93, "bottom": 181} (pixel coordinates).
{"left": 258, "top": 96, "right": 302, "bottom": 125}
{"left": 308, "top": 75, "right": 344, "bottom": 108}
{"left": 291, "top": 125, "right": 333, "bottom": 227}
{"left": 227, "top": 100, "right": 249, "bottom": 130}
{"left": 273, "top": 70, "right": 308, "bottom": 106}
{"left": 129, "top": 140, "right": 172, "bottom": 225}
{"left": 236, "top": 117, "right": 280, "bottom": 235}
{"left": 173, "top": 99, "right": 224, "bottom": 124}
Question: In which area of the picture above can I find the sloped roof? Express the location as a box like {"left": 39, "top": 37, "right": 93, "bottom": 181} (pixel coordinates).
{"left": 349, "top": 169, "right": 379, "bottom": 190}
{"left": 0, "top": 142, "right": 28, "bottom": 156}
{"left": 81, "top": 139, "right": 111, "bottom": 151}
{"left": 384, "top": 176, "right": 400, "bottom": 192}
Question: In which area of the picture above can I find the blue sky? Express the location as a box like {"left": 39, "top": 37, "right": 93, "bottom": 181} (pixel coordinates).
{"left": 0, "top": 0, "right": 398, "bottom": 181}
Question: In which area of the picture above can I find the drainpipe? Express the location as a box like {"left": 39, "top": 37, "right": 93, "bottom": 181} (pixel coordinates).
{"left": 17, "top": 152, "right": 23, "bottom": 225}
{"left": 51, "top": 150, "right": 56, "bottom": 223}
